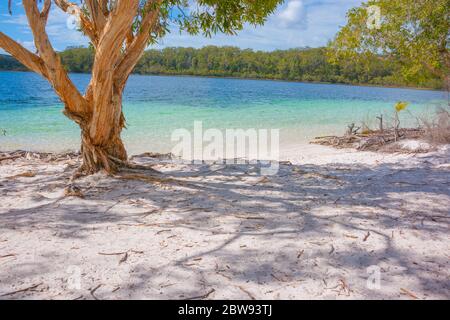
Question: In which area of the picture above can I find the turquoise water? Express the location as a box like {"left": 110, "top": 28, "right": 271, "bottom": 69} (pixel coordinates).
{"left": 0, "top": 71, "right": 447, "bottom": 154}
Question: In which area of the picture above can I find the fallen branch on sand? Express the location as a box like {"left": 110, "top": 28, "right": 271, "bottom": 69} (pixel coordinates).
{"left": 11, "top": 171, "right": 37, "bottom": 178}
{"left": 234, "top": 214, "right": 265, "bottom": 220}
{"left": 0, "top": 155, "right": 22, "bottom": 162}
{"left": 311, "top": 128, "right": 425, "bottom": 152}
{"left": 185, "top": 289, "right": 215, "bottom": 300}
{"left": 238, "top": 286, "right": 256, "bottom": 300}
{"left": 400, "top": 288, "right": 419, "bottom": 300}
{"left": 98, "top": 249, "right": 144, "bottom": 265}
{"left": 90, "top": 284, "right": 102, "bottom": 300}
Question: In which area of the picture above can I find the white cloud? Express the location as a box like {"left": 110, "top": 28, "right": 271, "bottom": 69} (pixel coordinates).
{"left": 45, "top": 6, "right": 88, "bottom": 50}
{"left": 19, "top": 40, "right": 35, "bottom": 52}
{"left": 0, "top": 13, "right": 28, "bottom": 26}
{"left": 277, "top": 0, "right": 307, "bottom": 28}
{"left": 2, "top": 5, "right": 87, "bottom": 51}
{"left": 154, "top": 0, "right": 365, "bottom": 51}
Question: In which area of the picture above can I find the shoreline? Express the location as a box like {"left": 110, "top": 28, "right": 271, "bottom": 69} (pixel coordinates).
{"left": 0, "top": 143, "right": 430, "bottom": 166}
{"left": 1, "top": 130, "right": 444, "bottom": 166}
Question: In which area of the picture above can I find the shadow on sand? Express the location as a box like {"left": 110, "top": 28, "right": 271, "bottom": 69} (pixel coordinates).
{"left": 0, "top": 153, "right": 449, "bottom": 299}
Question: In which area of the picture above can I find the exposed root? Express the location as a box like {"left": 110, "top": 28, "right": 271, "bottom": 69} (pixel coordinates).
{"left": 108, "top": 155, "right": 161, "bottom": 174}
{"left": 81, "top": 145, "right": 119, "bottom": 175}
{"left": 70, "top": 167, "right": 89, "bottom": 181}
{"left": 130, "top": 152, "right": 174, "bottom": 161}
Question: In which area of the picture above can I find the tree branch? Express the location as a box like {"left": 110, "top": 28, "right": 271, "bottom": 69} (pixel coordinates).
{"left": 40, "top": 0, "right": 51, "bottom": 23}
{"left": 22, "top": 0, "right": 89, "bottom": 121}
{"left": 98, "top": 0, "right": 109, "bottom": 17}
{"left": 85, "top": 0, "right": 107, "bottom": 35}
{"left": 114, "top": 0, "right": 162, "bottom": 90}
{"left": 88, "top": 0, "right": 141, "bottom": 145}
{"left": 0, "top": 32, "right": 48, "bottom": 78}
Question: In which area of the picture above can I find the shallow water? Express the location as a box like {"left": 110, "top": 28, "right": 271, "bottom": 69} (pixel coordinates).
{"left": 0, "top": 71, "right": 446, "bottom": 154}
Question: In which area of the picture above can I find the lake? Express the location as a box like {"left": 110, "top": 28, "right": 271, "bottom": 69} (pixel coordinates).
{"left": 0, "top": 71, "right": 447, "bottom": 154}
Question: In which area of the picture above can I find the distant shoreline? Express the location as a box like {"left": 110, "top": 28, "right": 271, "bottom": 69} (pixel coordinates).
{"left": 0, "top": 69, "right": 446, "bottom": 92}
{"left": 133, "top": 72, "right": 447, "bottom": 92}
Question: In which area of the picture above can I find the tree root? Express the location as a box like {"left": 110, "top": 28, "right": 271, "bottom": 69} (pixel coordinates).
{"left": 70, "top": 155, "right": 163, "bottom": 181}
{"left": 108, "top": 155, "right": 161, "bottom": 174}
{"left": 71, "top": 166, "right": 89, "bottom": 181}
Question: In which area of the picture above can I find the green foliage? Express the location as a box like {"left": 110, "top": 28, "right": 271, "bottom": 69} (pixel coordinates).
{"left": 70, "top": 0, "right": 283, "bottom": 41}
{"left": 394, "top": 101, "right": 409, "bottom": 113}
{"left": 170, "top": 0, "right": 283, "bottom": 36}
{"left": 54, "top": 46, "right": 442, "bottom": 88}
{"left": 1, "top": 44, "right": 443, "bottom": 88}
{"left": 59, "top": 46, "right": 94, "bottom": 73}
{"left": 329, "top": 0, "right": 450, "bottom": 85}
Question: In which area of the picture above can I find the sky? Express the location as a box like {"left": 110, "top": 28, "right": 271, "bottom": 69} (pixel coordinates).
{"left": 0, "top": 0, "right": 363, "bottom": 53}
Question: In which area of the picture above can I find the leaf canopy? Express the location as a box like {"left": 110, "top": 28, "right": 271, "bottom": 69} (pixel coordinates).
{"left": 328, "top": 0, "right": 450, "bottom": 83}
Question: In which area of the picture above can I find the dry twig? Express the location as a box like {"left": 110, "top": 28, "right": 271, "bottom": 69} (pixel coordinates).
{"left": 1, "top": 283, "right": 43, "bottom": 297}
{"left": 185, "top": 289, "right": 215, "bottom": 300}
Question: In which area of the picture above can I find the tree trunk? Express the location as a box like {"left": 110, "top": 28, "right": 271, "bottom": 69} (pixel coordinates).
{"left": 1, "top": 1, "right": 160, "bottom": 176}
{"left": 79, "top": 94, "right": 128, "bottom": 174}
{"left": 80, "top": 127, "right": 127, "bottom": 174}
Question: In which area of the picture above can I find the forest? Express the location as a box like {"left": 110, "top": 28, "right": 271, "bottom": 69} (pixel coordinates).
{"left": 0, "top": 54, "right": 28, "bottom": 71}
{"left": 0, "top": 46, "right": 443, "bottom": 89}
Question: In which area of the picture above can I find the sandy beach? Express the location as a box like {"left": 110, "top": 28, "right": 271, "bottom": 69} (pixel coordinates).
{"left": 0, "top": 143, "right": 449, "bottom": 300}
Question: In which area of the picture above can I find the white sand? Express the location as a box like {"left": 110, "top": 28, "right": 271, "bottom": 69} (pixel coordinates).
{"left": 0, "top": 144, "right": 449, "bottom": 300}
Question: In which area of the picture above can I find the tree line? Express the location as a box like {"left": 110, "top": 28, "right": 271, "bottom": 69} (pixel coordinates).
{"left": 0, "top": 54, "right": 28, "bottom": 71}
{"left": 1, "top": 45, "right": 443, "bottom": 89}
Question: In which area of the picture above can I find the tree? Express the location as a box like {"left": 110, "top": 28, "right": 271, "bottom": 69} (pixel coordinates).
{"left": 328, "top": 0, "right": 450, "bottom": 89}
{"left": 0, "top": 0, "right": 282, "bottom": 174}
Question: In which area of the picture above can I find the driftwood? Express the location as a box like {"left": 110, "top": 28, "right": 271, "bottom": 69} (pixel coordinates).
{"left": 311, "top": 128, "right": 425, "bottom": 152}
{"left": 0, "top": 155, "right": 22, "bottom": 162}
{"left": 0, "top": 150, "right": 80, "bottom": 162}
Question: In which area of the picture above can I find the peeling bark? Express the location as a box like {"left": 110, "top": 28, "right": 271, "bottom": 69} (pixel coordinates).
{"left": 80, "top": 93, "right": 128, "bottom": 174}
{"left": 1, "top": 0, "right": 162, "bottom": 174}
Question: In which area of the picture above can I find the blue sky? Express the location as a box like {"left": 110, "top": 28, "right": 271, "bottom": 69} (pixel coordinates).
{"left": 0, "top": 0, "right": 363, "bottom": 53}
